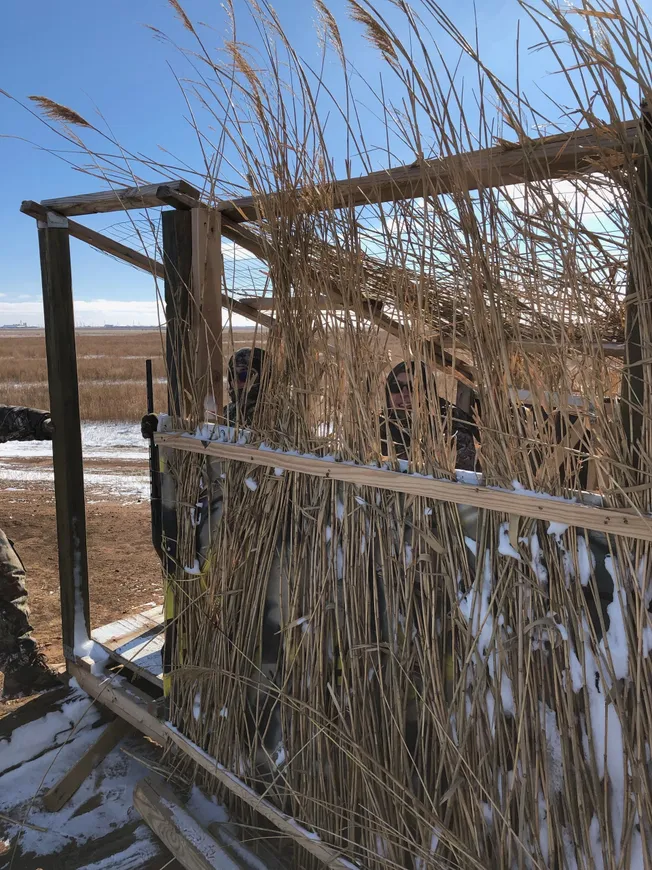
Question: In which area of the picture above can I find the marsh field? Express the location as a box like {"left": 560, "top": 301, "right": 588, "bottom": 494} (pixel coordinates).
{"left": 0, "top": 326, "right": 264, "bottom": 709}
{"left": 0, "top": 326, "right": 269, "bottom": 421}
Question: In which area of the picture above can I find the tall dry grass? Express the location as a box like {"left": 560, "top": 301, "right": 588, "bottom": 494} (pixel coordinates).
{"left": 25, "top": 0, "right": 652, "bottom": 867}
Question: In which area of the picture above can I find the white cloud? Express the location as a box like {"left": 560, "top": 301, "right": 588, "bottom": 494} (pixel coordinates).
{"left": 0, "top": 298, "right": 251, "bottom": 329}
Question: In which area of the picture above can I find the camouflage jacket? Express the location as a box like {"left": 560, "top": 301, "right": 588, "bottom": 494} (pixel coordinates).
{"left": 0, "top": 406, "right": 53, "bottom": 443}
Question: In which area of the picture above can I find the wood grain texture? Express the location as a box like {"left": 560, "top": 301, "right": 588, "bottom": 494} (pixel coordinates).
{"left": 68, "top": 662, "right": 168, "bottom": 744}
{"left": 134, "top": 777, "right": 244, "bottom": 870}
{"left": 42, "top": 718, "right": 131, "bottom": 812}
{"left": 218, "top": 121, "right": 639, "bottom": 222}
{"left": 91, "top": 605, "right": 164, "bottom": 647}
{"left": 37, "top": 215, "right": 90, "bottom": 660}
{"left": 155, "top": 433, "right": 652, "bottom": 542}
{"left": 73, "top": 666, "right": 357, "bottom": 868}
{"left": 40, "top": 179, "right": 200, "bottom": 217}
{"left": 191, "top": 208, "right": 224, "bottom": 415}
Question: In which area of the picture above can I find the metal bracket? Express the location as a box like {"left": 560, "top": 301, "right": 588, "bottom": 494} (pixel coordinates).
{"left": 37, "top": 210, "right": 69, "bottom": 229}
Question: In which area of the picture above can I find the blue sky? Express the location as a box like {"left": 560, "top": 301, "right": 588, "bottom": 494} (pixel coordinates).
{"left": 0, "top": 0, "right": 614, "bottom": 327}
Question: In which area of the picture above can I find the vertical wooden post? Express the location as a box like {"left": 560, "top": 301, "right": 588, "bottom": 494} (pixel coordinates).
{"left": 191, "top": 208, "right": 223, "bottom": 417}
{"left": 622, "top": 102, "right": 652, "bottom": 470}
{"left": 162, "top": 206, "right": 223, "bottom": 420}
{"left": 162, "top": 209, "right": 193, "bottom": 419}
{"left": 37, "top": 210, "right": 90, "bottom": 661}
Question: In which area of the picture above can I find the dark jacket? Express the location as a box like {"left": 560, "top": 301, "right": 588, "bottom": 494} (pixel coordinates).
{"left": 0, "top": 406, "right": 53, "bottom": 444}
{"left": 223, "top": 347, "right": 266, "bottom": 427}
{"left": 379, "top": 362, "right": 478, "bottom": 471}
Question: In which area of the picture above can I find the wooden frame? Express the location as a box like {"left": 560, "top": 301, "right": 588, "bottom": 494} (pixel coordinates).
{"left": 155, "top": 431, "right": 652, "bottom": 541}
{"left": 217, "top": 120, "right": 639, "bottom": 222}
{"left": 19, "top": 114, "right": 646, "bottom": 867}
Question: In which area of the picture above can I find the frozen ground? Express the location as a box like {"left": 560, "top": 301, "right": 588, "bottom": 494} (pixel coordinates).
{"left": 0, "top": 423, "right": 150, "bottom": 501}
{"left": 0, "top": 422, "right": 147, "bottom": 461}
{"left": 0, "top": 681, "right": 229, "bottom": 869}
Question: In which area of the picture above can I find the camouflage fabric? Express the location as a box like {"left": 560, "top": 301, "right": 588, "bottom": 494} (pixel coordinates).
{"left": 0, "top": 528, "right": 36, "bottom": 670}
{"left": 0, "top": 405, "right": 53, "bottom": 443}
{"left": 0, "top": 406, "right": 52, "bottom": 674}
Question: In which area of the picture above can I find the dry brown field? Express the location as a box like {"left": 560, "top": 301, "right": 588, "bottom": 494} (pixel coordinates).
{"left": 0, "top": 327, "right": 266, "bottom": 421}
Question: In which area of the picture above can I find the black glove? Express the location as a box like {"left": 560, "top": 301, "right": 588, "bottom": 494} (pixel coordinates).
{"left": 141, "top": 413, "right": 159, "bottom": 440}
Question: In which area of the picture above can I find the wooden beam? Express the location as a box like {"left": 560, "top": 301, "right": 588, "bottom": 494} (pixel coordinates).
{"left": 220, "top": 215, "right": 474, "bottom": 382}
{"left": 37, "top": 211, "right": 91, "bottom": 660}
{"left": 40, "top": 179, "right": 200, "bottom": 217}
{"left": 69, "top": 662, "right": 169, "bottom": 743}
{"left": 22, "top": 200, "right": 165, "bottom": 277}
{"left": 155, "top": 432, "right": 652, "bottom": 542}
{"left": 134, "top": 777, "right": 246, "bottom": 870}
{"left": 191, "top": 208, "right": 224, "bottom": 416}
{"left": 21, "top": 201, "right": 272, "bottom": 329}
{"left": 237, "top": 295, "right": 348, "bottom": 311}
{"left": 219, "top": 121, "right": 639, "bottom": 223}
{"left": 43, "top": 718, "right": 131, "bottom": 812}
{"left": 71, "top": 663, "right": 361, "bottom": 869}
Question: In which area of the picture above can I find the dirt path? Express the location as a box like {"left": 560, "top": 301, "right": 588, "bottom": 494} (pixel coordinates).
{"left": 1, "top": 465, "right": 161, "bottom": 717}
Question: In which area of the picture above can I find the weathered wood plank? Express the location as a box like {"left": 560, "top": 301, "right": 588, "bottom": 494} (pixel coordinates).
{"left": 155, "top": 432, "right": 652, "bottom": 542}
{"left": 218, "top": 120, "right": 639, "bottom": 222}
{"left": 42, "top": 718, "right": 132, "bottom": 813}
{"left": 40, "top": 179, "right": 200, "bottom": 217}
{"left": 68, "top": 663, "right": 168, "bottom": 744}
{"left": 191, "top": 208, "right": 223, "bottom": 416}
{"left": 91, "top": 605, "right": 164, "bottom": 647}
{"left": 110, "top": 627, "right": 165, "bottom": 685}
{"left": 37, "top": 211, "right": 90, "bottom": 660}
{"left": 72, "top": 665, "right": 358, "bottom": 868}
{"left": 22, "top": 200, "right": 165, "bottom": 277}
{"left": 134, "top": 777, "right": 245, "bottom": 870}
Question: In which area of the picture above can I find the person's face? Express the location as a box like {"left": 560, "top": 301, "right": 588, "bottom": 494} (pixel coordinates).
{"left": 234, "top": 364, "right": 258, "bottom": 393}
{"left": 388, "top": 371, "right": 413, "bottom": 410}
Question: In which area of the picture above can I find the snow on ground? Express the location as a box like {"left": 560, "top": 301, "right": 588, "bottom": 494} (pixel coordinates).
{"left": 0, "top": 683, "right": 161, "bottom": 864}
{"left": 0, "top": 422, "right": 147, "bottom": 461}
{"left": 0, "top": 422, "right": 150, "bottom": 501}
{"left": 0, "top": 464, "right": 150, "bottom": 501}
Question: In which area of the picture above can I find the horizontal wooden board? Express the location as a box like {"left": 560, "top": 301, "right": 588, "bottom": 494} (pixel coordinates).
{"left": 92, "top": 605, "right": 164, "bottom": 646}
{"left": 218, "top": 120, "right": 639, "bottom": 222}
{"left": 92, "top": 606, "right": 164, "bottom": 686}
{"left": 72, "top": 664, "right": 361, "bottom": 869}
{"left": 21, "top": 201, "right": 271, "bottom": 328}
{"left": 39, "top": 180, "right": 200, "bottom": 217}
{"left": 155, "top": 432, "right": 652, "bottom": 542}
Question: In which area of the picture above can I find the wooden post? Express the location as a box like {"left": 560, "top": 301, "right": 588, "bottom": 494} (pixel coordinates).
{"left": 162, "top": 206, "right": 223, "bottom": 419}
{"left": 622, "top": 102, "right": 652, "bottom": 469}
{"left": 160, "top": 210, "right": 193, "bottom": 686}
{"left": 191, "top": 208, "right": 223, "bottom": 418}
{"left": 162, "top": 209, "right": 194, "bottom": 419}
{"left": 37, "top": 210, "right": 91, "bottom": 661}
